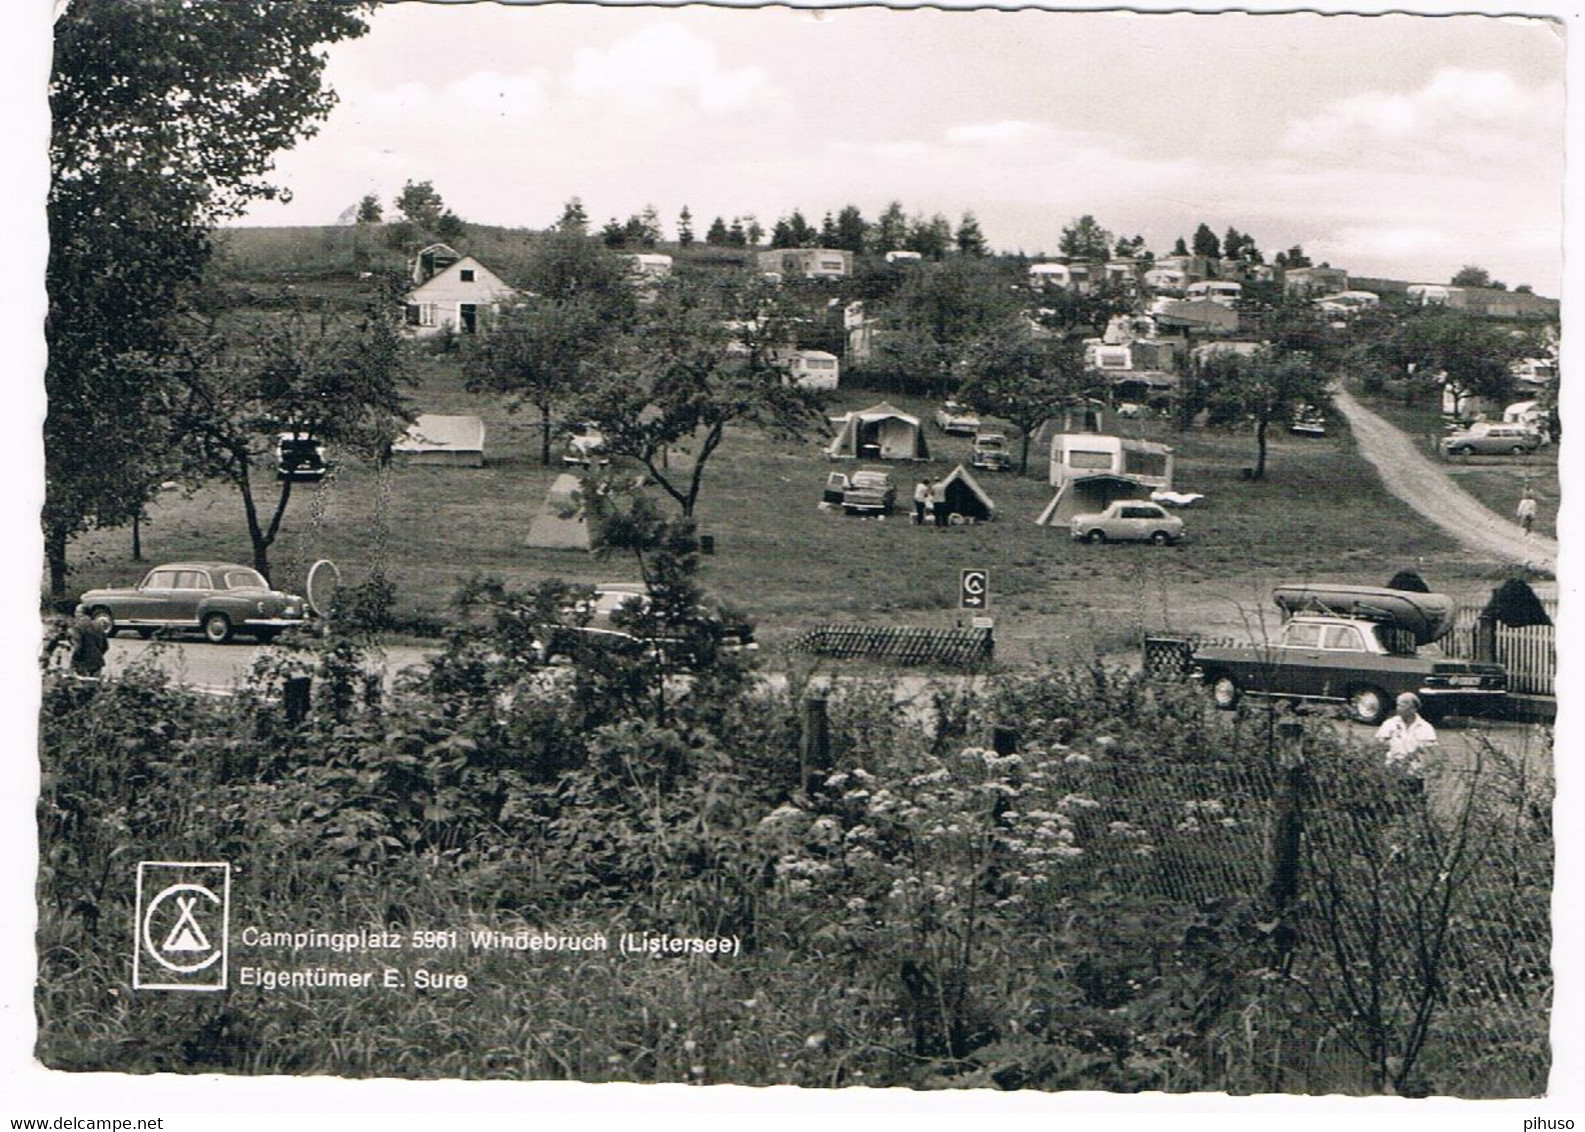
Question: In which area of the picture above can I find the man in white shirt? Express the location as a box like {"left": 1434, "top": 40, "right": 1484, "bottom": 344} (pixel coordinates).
{"left": 1375, "top": 692, "right": 1438, "bottom": 782}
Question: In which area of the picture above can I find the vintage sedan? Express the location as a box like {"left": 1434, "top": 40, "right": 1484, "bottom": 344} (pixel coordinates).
{"left": 933, "top": 401, "right": 981, "bottom": 436}
{"left": 1441, "top": 422, "right": 1543, "bottom": 457}
{"left": 1069, "top": 501, "right": 1184, "bottom": 545}
{"left": 822, "top": 469, "right": 897, "bottom": 515}
{"left": 76, "top": 562, "right": 308, "bottom": 643}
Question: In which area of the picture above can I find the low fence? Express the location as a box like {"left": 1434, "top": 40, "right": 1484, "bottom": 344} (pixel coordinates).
{"left": 1142, "top": 634, "right": 1241, "bottom": 679}
{"left": 1442, "top": 600, "right": 1557, "bottom": 697}
{"left": 788, "top": 623, "right": 993, "bottom": 667}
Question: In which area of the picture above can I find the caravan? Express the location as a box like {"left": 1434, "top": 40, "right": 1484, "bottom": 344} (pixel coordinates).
{"left": 1049, "top": 434, "right": 1173, "bottom": 489}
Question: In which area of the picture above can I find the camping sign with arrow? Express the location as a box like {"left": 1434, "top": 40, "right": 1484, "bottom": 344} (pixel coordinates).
{"left": 960, "top": 568, "right": 989, "bottom": 610}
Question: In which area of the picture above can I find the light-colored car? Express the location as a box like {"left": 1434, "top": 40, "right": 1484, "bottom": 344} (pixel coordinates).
{"left": 970, "top": 433, "right": 1013, "bottom": 472}
{"left": 934, "top": 401, "right": 981, "bottom": 435}
{"left": 76, "top": 562, "right": 308, "bottom": 643}
{"left": 1069, "top": 501, "right": 1184, "bottom": 545}
{"left": 823, "top": 469, "right": 897, "bottom": 514}
{"left": 563, "top": 424, "right": 610, "bottom": 466}
{"left": 1441, "top": 422, "right": 1542, "bottom": 457}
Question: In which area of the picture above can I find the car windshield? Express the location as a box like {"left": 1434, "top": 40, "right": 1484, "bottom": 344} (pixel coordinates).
{"left": 221, "top": 569, "right": 269, "bottom": 590}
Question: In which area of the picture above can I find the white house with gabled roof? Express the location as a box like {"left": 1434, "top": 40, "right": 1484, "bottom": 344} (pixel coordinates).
{"left": 403, "top": 246, "right": 517, "bottom": 337}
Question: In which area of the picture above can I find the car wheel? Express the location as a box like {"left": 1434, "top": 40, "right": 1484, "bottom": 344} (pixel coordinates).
{"left": 1150, "top": 530, "right": 1172, "bottom": 545}
{"left": 88, "top": 607, "right": 116, "bottom": 637}
{"left": 202, "top": 613, "right": 233, "bottom": 644}
{"left": 1451, "top": 445, "right": 1472, "bottom": 457}
{"left": 1211, "top": 675, "right": 1240, "bottom": 710}
{"left": 1084, "top": 529, "right": 1107, "bottom": 544}
{"left": 1347, "top": 686, "right": 1389, "bottom": 726}
{"left": 1510, "top": 445, "right": 1526, "bottom": 455}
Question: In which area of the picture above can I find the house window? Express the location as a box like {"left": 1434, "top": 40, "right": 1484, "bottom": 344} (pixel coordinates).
{"left": 460, "top": 269, "right": 475, "bottom": 282}
{"left": 405, "top": 304, "right": 420, "bottom": 326}
{"left": 1068, "top": 450, "right": 1113, "bottom": 470}
{"left": 420, "top": 304, "right": 437, "bottom": 327}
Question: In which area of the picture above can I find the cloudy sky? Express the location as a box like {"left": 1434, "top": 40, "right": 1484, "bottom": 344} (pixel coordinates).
{"left": 235, "top": 4, "right": 1566, "bottom": 295}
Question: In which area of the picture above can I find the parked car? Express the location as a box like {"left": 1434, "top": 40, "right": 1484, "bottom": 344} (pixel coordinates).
{"left": 276, "top": 434, "right": 328, "bottom": 481}
{"left": 934, "top": 401, "right": 981, "bottom": 436}
{"left": 1441, "top": 422, "right": 1542, "bottom": 456}
{"left": 1069, "top": 501, "right": 1184, "bottom": 545}
{"left": 823, "top": 468, "right": 897, "bottom": 515}
{"left": 1192, "top": 615, "right": 1505, "bottom": 725}
{"left": 563, "top": 424, "right": 610, "bottom": 466}
{"left": 76, "top": 561, "right": 308, "bottom": 643}
{"left": 538, "top": 582, "right": 757, "bottom": 665}
{"left": 970, "top": 433, "right": 1013, "bottom": 472}
{"left": 1290, "top": 406, "right": 1327, "bottom": 437}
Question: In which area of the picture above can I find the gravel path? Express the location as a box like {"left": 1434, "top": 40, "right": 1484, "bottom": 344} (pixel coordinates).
{"left": 1331, "top": 387, "right": 1557, "bottom": 575}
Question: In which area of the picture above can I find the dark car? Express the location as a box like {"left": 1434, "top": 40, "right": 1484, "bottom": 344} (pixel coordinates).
{"left": 534, "top": 582, "right": 757, "bottom": 668}
{"left": 276, "top": 434, "right": 328, "bottom": 481}
{"left": 1192, "top": 613, "right": 1505, "bottom": 724}
{"left": 76, "top": 562, "right": 309, "bottom": 643}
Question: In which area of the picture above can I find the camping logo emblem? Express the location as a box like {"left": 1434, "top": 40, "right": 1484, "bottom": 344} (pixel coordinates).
{"left": 133, "top": 862, "right": 230, "bottom": 990}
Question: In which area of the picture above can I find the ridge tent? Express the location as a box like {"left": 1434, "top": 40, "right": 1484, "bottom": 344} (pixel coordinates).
{"left": 525, "top": 473, "right": 592, "bottom": 551}
{"left": 1035, "top": 474, "right": 1152, "bottom": 527}
{"left": 392, "top": 414, "right": 486, "bottom": 467}
{"left": 933, "top": 464, "right": 996, "bottom": 523}
{"left": 826, "top": 401, "right": 929, "bottom": 461}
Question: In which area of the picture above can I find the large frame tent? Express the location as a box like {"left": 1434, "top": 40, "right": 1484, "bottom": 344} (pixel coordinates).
{"left": 827, "top": 402, "right": 929, "bottom": 461}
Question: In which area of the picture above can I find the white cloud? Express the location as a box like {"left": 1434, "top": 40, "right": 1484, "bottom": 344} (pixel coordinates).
{"left": 1280, "top": 66, "right": 1562, "bottom": 171}
{"left": 942, "top": 120, "right": 1052, "bottom": 147}
{"left": 564, "top": 23, "right": 779, "bottom": 115}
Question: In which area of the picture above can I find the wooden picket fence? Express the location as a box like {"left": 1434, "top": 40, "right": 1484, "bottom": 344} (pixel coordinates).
{"left": 1441, "top": 599, "right": 1558, "bottom": 697}
{"left": 789, "top": 623, "right": 994, "bottom": 667}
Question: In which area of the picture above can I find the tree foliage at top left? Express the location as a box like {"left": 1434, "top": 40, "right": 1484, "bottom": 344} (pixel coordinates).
{"left": 45, "top": 0, "right": 371, "bottom": 597}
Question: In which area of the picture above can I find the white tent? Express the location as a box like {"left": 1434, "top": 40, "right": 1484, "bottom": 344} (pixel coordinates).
{"left": 1035, "top": 474, "right": 1153, "bottom": 527}
{"left": 525, "top": 474, "right": 592, "bottom": 551}
{"left": 827, "top": 401, "right": 929, "bottom": 461}
{"left": 392, "top": 414, "right": 486, "bottom": 467}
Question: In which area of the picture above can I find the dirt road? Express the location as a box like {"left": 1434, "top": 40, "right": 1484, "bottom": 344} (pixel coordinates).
{"left": 1331, "top": 387, "right": 1557, "bottom": 574}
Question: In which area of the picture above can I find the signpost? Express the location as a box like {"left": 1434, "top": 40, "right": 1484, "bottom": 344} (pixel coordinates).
{"left": 960, "top": 568, "right": 989, "bottom": 610}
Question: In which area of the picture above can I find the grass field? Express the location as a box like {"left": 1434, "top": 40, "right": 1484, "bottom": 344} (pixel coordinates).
{"left": 64, "top": 341, "right": 1531, "bottom": 665}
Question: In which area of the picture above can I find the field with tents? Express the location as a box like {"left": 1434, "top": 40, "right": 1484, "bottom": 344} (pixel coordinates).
{"left": 63, "top": 343, "right": 1518, "bottom": 663}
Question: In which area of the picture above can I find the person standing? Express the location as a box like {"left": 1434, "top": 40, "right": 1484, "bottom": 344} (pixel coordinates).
{"left": 68, "top": 608, "right": 109, "bottom": 678}
{"left": 1375, "top": 692, "right": 1437, "bottom": 792}
{"left": 1517, "top": 487, "right": 1537, "bottom": 536}
{"left": 913, "top": 480, "right": 930, "bottom": 526}
{"left": 930, "top": 479, "right": 948, "bottom": 527}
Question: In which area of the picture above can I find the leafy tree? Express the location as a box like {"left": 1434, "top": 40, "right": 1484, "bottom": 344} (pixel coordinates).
{"left": 434, "top": 209, "right": 467, "bottom": 244}
{"left": 1059, "top": 215, "right": 1112, "bottom": 261}
{"left": 356, "top": 193, "right": 383, "bottom": 224}
{"left": 462, "top": 235, "right": 634, "bottom": 465}
{"left": 1397, "top": 308, "right": 1524, "bottom": 411}
{"left": 601, "top": 218, "right": 626, "bottom": 247}
{"left": 1450, "top": 264, "right": 1505, "bottom": 290}
{"left": 834, "top": 205, "right": 869, "bottom": 254}
{"left": 705, "top": 215, "right": 729, "bottom": 245}
{"left": 1189, "top": 346, "right": 1327, "bottom": 480}
{"left": 676, "top": 205, "right": 694, "bottom": 248}
{"left": 165, "top": 295, "right": 410, "bottom": 579}
{"left": 639, "top": 204, "right": 664, "bottom": 248}
{"left": 556, "top": 197, "right": 589, "bottom": 234}
{"left": 774, "top": 210, "right": 817, "bottom": 248}
{"left": 876, "top": 259, "right": 1021, "bottom": 390}
{"left": 819, "top": 212, "right": 838, "bottom": 246}
{"left": 907, "top": 213, "right": 954, "bottom": 259}
{"left": 395, "top": 179, "right": 446, "bottom": 228}
{"left": 958, "top": 324, "right": 1096, "bottom": 473}
{"left": 1192, "top": 223, "right": 1221, "bottom": 259}
{"left": 1172, "top": 236, "right": 1190, "bottom": 256}
{"left": 1113, "top": 234, "right": 1149, "bottom": 259}
{"left": 1515, "top": 283, "right": 1533, "bottom": 294}
{"left": 727, "top": 218, "right": 748, "bottom": 247}
{"left": 743, "top": 215, "right": 765, "bottom": 247}
{"left": 575, "top": 279, "right": 822, "bottom": 517}
{"left": 45, "top": 0, "right": 370, "bottom": 597}
{"left": 874, "top": 200, "right": 909, "bottom": 252}
{"left": 955, "top": 211, "right": 989, "bottom": 257}
{"left": 1274, "top": 245, "right": 1311, "bottom": 268}
{"left": 1028, "top": 281, "right": 1135, "bottom": 341}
